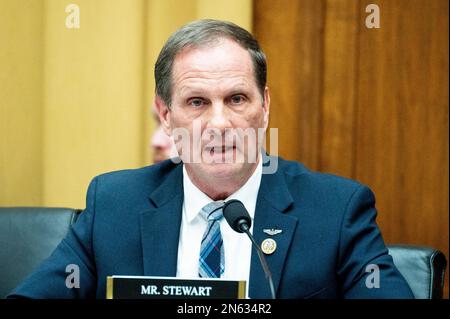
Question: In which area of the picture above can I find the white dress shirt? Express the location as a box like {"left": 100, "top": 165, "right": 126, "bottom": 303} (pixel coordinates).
{"left": 176, "top": 159, "right": 262, "bottom": 290}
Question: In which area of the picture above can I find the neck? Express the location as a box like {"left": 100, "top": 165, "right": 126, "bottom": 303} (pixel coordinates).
{"left": 185, "top": 161, "right": 259, "bottom": 201}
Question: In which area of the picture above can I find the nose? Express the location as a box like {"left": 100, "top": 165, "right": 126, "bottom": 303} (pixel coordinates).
{"left": 205, "top": 101, "right": 232, "bottom": 133}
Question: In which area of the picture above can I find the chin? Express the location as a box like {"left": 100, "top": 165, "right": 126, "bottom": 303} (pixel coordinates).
{"left": 202, "top": 161, "right": 258, "bottom": 182}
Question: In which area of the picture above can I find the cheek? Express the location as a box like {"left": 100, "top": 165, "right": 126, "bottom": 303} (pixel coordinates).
{"left": 170, "top": 113, "right": 190, "bottom": 132}
{"left": 240, "top": 109, "right": 265, "bottom": 128}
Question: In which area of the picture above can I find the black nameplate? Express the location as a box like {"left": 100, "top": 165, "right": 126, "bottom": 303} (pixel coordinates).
{"left": 106, "top": 276, "right": 246, "bottom": 299}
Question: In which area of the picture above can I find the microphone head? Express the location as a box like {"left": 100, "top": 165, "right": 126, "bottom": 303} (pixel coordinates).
{"left": 223, "top": 199, "right": 252, "bottom": 233}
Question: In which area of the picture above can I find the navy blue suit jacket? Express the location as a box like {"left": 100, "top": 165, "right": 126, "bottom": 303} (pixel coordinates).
{"left": 9, "top": 157, "right": 413, "bottom": 298}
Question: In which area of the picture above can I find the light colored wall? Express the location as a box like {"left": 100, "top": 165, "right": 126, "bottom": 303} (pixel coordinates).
{"left": 0, "top": 0, "right": 252, "bottom": 208}
{"left": 0, "top": 0, "right": 44, "bottom": 205}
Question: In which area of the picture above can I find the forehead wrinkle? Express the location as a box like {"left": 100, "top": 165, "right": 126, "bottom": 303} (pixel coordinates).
{"left": 177, "top": 80, "right": 252, "bottom": 98}
{"left": 175, "top": 70, "right": 252, "bottom": 96}
{"left": 171, "top": 39, "right": 257, "bottom": 99}
{"left": 173, "top": 67, "right": 251, "bottom": 85}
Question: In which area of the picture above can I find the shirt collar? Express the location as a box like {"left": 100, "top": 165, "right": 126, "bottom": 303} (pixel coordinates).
{"left": 182, "top": 158, "right": 263, "bottom": 223}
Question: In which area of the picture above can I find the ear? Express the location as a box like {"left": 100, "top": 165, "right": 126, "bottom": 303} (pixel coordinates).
{"left": 262, "top": 86, "right": 270, "bottom": 130}
{"left": 154, "top": 95, "right": 172, "bottom": 136}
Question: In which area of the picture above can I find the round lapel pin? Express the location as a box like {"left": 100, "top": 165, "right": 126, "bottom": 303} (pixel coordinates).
{"left": 261, "top": 238, "right": 277, "bottom": 255}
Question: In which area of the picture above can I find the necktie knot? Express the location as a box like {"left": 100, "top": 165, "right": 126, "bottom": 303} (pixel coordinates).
{"left": 201, "top": 201, "right": 224, "bottom": 222}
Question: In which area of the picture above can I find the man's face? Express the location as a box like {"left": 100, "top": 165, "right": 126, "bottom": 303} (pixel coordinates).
{"left": 159, "top": 38, "right": 269, "bottom": 182}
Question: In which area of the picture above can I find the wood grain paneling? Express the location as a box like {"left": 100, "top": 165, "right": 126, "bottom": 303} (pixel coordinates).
{"left": 254, "top": 0, "right": 449, "bottom": 297}
{"left": 356, "top": 0, "right": 449, "bottom": 284}
{"left": 253, "top": 0, "right": 324, "bottom": 170}
{"left": 320, "top": 0, "right": 360, "bottom": 177}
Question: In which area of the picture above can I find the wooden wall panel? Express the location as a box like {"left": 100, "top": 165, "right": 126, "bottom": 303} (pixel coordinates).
{"left": 253, "top": 0, "right": 324, "bottom": 170}
{"left": 356, "top": 0, "right": 448, "bottom": 272}
{"left": 254, "top": 0, "right": 449, "bottom": 296}
{"left": 320, "top": 0, "right": 360, "bottom": 177}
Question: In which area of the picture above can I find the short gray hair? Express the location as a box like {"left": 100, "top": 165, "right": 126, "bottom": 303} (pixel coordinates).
{"left": 154, "top": 19, "right": 267, "bottom": 107}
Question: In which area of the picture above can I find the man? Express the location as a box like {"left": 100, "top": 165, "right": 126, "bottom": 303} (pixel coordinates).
{"left": 151, "top": 103, "right": 177, "bottom": 164}
{"left": 8, "top": 19, "right": 413, "bottom": 299}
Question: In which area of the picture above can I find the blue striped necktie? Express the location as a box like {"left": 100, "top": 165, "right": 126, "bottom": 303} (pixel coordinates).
{"left": 198, "top": 201, "right": 225, "bottom": 278}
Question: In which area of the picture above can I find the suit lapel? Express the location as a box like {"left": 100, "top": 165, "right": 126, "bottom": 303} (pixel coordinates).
{"left": 139, "top": 157, "right": 299, "bottom": 296}
{"left": 249, "top": 160, "right": 298, "bottom": 298}
{"left": 140, "top": 163, "right": 184, "bottom": 277}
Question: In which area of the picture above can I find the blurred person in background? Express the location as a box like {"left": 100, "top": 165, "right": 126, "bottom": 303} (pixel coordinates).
{"left": 151, "top": 104, "right": 178, "bottom": 163}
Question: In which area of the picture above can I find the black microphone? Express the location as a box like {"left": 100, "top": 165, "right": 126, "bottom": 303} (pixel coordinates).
{"left": 222, "top": 199, "right": 276, "bottom": 299}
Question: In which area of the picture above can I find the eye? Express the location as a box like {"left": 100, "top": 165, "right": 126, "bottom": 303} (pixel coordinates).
{"left": 187, "top": 98, "right": 206, "bottom": 108}
{"left": 230, "top": 94, "right": 246, "bottom": 105}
